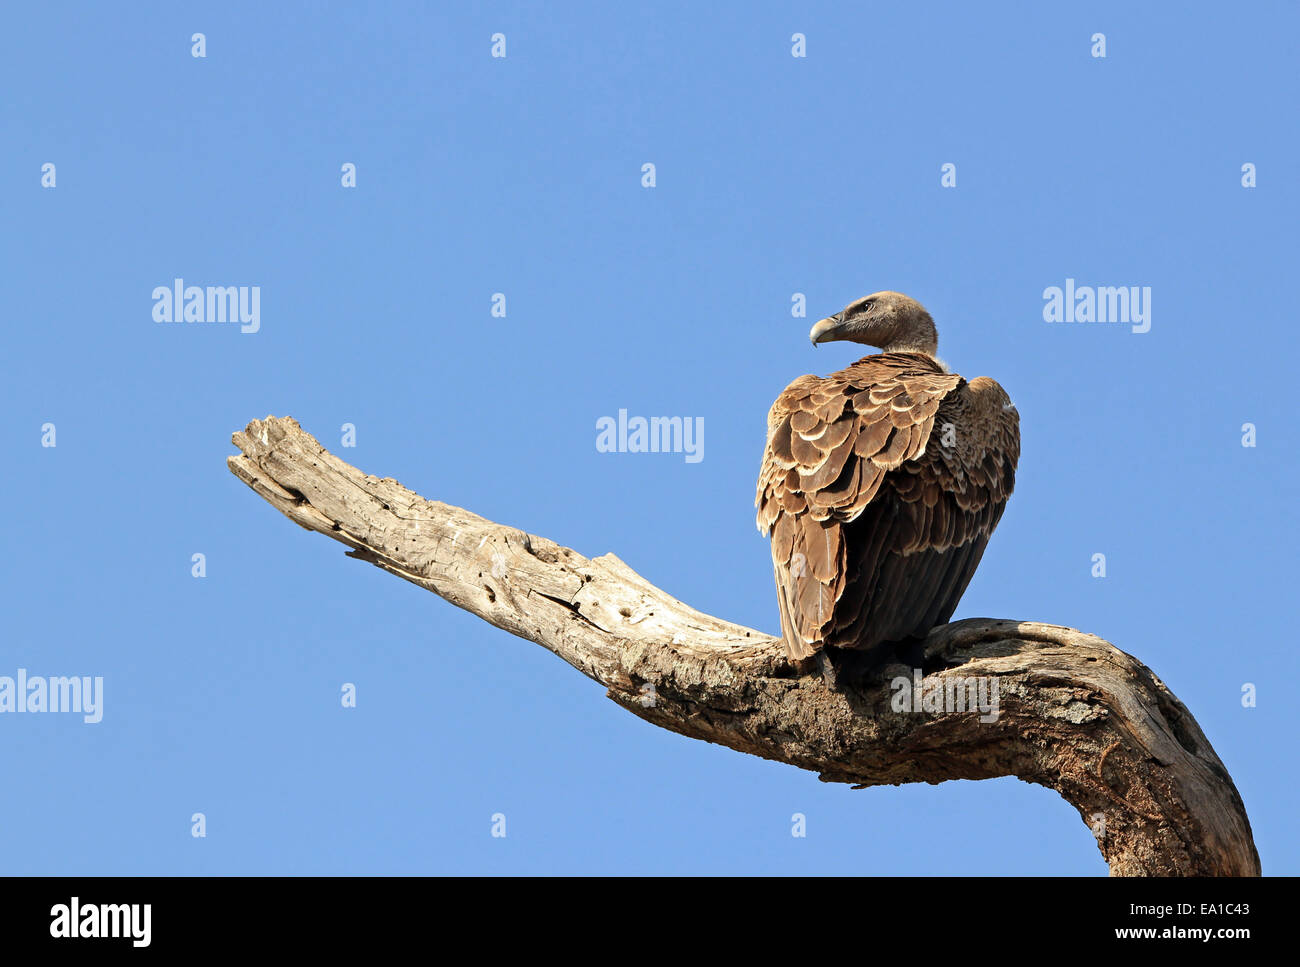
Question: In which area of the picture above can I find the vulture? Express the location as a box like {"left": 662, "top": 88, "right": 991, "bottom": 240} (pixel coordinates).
{"left": 756, "top": 291, "right": 1019, "bottom": 667}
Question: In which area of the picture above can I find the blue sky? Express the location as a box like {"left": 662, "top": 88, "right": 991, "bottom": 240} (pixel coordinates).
{"left": 1, "top": 1, "right": 1295, "bottom": 874}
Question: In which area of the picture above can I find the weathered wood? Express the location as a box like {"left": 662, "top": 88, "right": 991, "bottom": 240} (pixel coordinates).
{"left": 228, "top": 416, "right": 1260, "bottom": 876}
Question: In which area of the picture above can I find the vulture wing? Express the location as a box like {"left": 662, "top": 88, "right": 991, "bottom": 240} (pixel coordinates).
{"left": 756, "top": 352, "right": 1018, "bottom": 662}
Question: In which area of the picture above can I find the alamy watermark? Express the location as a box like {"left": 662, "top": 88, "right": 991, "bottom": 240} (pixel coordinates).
{"left": 890, "top": 668, "right": 1000, "bottom": 723}
{"left": 596, "top": 409, "right": 703, "bottom": 463}
{"left": 1042, "top": 279, "right": 1150, "bottom": 333}
{"left": 50, "top": 897, "right": 150, "bottom": 947}
{"left": 0, "top": 668, "right": 103, "bottom": 723}
{"left": 152, "top": 278, "right": 260, "bottom": 333}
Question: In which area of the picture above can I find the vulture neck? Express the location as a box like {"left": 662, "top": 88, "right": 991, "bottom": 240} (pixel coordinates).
{"left": 880, "top": 340, "right": 936, "bottom": 356}
{"left": 876, "top": 313, "right": 938, "bottom": 356}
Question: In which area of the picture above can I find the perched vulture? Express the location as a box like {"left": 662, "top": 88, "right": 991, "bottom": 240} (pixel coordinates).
{"left": 756, "top": 291, "right": 1019, "bottom": 665}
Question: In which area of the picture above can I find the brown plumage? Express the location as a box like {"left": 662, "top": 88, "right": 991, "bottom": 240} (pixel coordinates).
{"left": 756, "top": 291, "right": 1020, "bottom": 663}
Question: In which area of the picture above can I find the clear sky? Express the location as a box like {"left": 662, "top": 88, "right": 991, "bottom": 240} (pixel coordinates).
{"left": 2, "top": 1, "right": 1295, "bottom": 875}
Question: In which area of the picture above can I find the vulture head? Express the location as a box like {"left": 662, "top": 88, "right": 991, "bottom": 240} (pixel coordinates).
{"left": 810, "top": 291, "right": 938, "bottom": 356}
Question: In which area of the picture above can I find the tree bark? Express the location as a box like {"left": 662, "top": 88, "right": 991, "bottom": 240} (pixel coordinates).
{"left": 227, "top": 416, "right": 1260, "bottom": 876}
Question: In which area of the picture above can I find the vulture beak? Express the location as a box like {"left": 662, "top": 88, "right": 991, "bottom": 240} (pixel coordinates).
{"left": 809, "top": 314, "right": 842, "bottom": 346}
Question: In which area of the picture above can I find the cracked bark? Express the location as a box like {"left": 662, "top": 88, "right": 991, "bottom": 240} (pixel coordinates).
{"left": 227, "top": 416, "right": 1260, "bottom": 877}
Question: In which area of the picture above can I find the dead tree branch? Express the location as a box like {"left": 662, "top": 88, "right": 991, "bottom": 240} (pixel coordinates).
{"left": 227, "top": 416, "right": 1259, "bottom": 876}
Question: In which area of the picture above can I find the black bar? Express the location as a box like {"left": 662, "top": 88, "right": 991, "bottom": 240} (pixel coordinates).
{"left": 0, "top": 875, "right": 1279, "bottom": 954}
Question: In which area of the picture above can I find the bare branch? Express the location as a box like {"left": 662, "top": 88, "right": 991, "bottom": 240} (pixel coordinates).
{"left": 228, "top": 416, "right": 1260, "bottom": 876}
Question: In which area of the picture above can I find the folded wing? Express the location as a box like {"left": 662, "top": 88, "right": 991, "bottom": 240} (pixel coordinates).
{"left": 756, "top": 353, "right": 1018, "bottom": 661}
